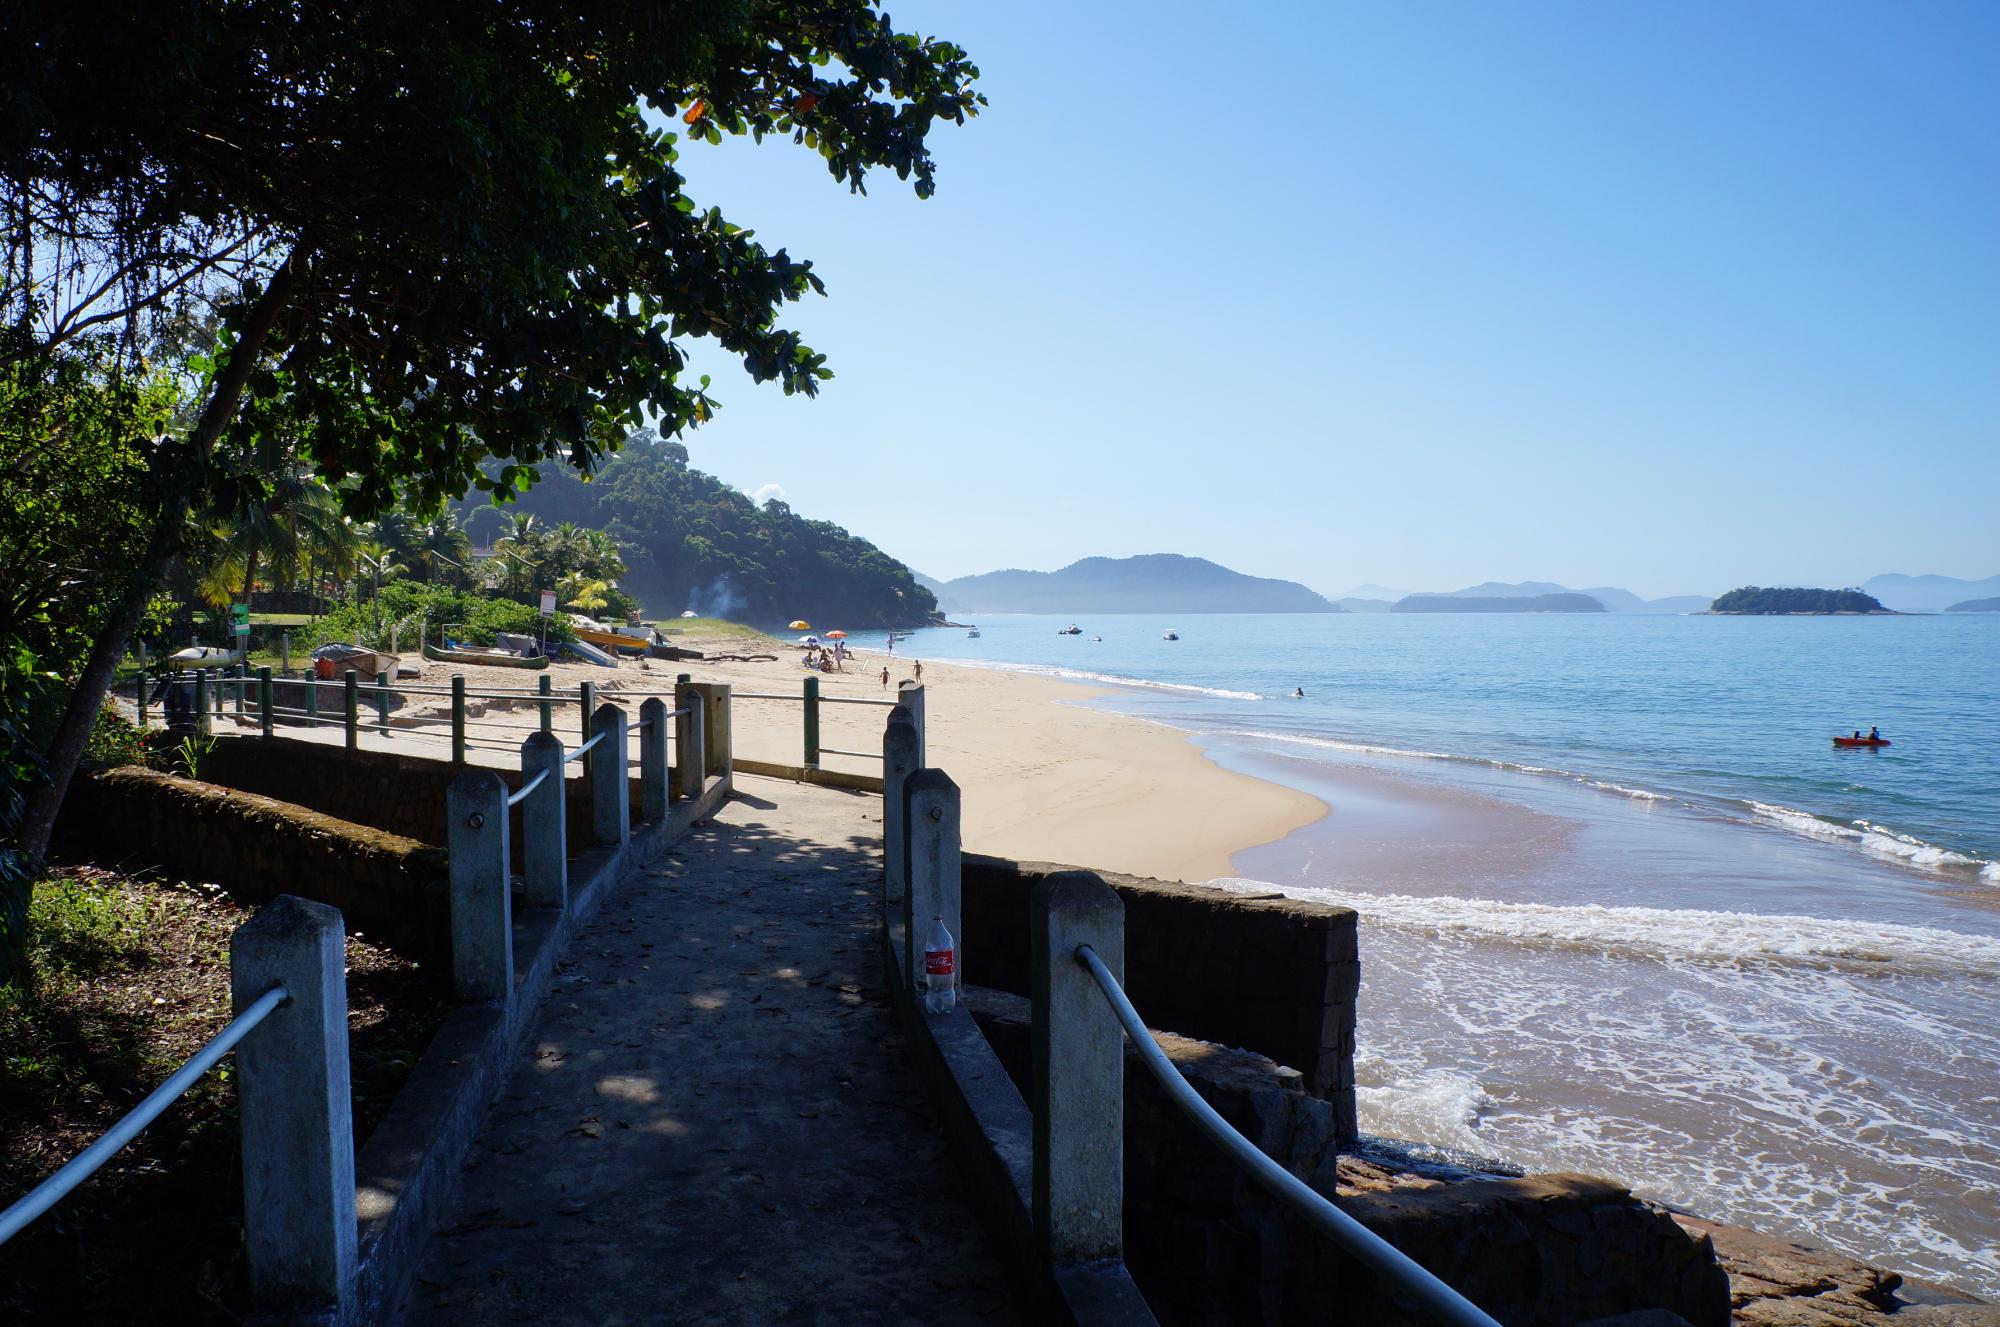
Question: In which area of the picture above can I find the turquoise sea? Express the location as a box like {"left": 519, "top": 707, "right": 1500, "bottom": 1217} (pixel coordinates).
{"left": 887, "top": 611, "right": 2000, "bottom": 1296}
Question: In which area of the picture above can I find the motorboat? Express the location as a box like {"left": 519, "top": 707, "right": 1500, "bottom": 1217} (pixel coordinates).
{"left": 1162, "top": 630, "right": 1180, "bottom": 641}
{"left": 966, "top": 627, "right": 981, "bottom": 638}
{"left": 1091, "top": 635, "right": 1101, "bottom": 642}
{"left": 1058, "top": 624, "right": 1082, "bottom": 635}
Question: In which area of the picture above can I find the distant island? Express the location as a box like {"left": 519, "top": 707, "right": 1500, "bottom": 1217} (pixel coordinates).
{"left": 1392, "top": 593, "right": 1606, "bottom": 613}
{"left": 921, "top": 554, "right": 1339, "bottom": 614}
{"left": 1946, "top": 597, "right": 2000, "bottom": 613}
{"left": 1335, "top": 581, "right": 1711, "bottom": 613}
{"left": 1862, "top": 572, "right": 2000, "bottom": 613}
{"left": 1708, "top": 587, "right": 1892, "bottom": 615}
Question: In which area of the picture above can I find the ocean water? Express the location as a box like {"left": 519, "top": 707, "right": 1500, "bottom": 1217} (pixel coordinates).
{"left": 889, "top": 611, "right": 2000, "bottom": 1296}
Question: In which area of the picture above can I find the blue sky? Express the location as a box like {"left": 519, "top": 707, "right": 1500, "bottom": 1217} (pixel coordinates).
{"left": 664, "top": 1, "right": 1997, "bottom": 600}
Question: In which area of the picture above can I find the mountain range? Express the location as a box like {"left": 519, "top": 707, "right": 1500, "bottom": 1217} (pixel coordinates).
{"left": 1333, "top": 581, "right": 1713, "bottom": 614}
{"left": 917, "top": 555, "right": 1336, "bottom": 614}
{"left": 1859, "top": 573, "right": 2000, "bottom": 614}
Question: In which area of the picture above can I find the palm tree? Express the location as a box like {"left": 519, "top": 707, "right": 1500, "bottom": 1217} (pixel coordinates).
{"left": 560, "top": 573, "right": 612, "bottom": 619}
{"left": 493, "top": 512, "right": 543, "bottom": 598}
{"left": 355, "top": 541, "right": 407, "bottom": 635}
{"left": 413, "top": 513, "right": 473, "bottom": 586}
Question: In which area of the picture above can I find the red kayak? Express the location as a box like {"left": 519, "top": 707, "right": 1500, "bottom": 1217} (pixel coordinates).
{"left": 1833, "top": 736, "right": 1890, "bottom": 748}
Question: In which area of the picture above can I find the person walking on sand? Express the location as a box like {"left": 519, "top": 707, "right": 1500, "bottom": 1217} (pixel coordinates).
{"left": 914, "top": 660, "right": 923, "bottom": 682}
{"left": 880, "top": 666, "right": 890, "bottom": 688}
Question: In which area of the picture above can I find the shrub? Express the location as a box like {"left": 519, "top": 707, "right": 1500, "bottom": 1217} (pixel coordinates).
{"left": 83, "top": 701, "right": 147, "bottom": 768}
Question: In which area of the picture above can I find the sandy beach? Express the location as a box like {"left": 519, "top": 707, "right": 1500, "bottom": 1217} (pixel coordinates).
{"left": 203, "top": 633, "right": 1325, "bottom": 883}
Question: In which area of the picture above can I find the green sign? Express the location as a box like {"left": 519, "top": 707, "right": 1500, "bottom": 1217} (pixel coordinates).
{"left": 230, "top": 603, "right": 251, "bottom": 624}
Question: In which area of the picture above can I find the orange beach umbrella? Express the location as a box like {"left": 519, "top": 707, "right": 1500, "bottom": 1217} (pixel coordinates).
{"left": 824, "top": 630, "right": 848, "bottom": 639}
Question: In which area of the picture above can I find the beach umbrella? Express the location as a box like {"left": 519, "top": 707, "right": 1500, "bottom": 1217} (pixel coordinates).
{"left": 679, "top": 610, "right": 697, "bottom": 618}
{"left": 824, "top": 630, "right": 848, "bottom": 639}
{"left": 789, "top": 619, "right": 811, "bottom": 630}
{"left": 797, "top": 635, "right": 819, "bottom": 645}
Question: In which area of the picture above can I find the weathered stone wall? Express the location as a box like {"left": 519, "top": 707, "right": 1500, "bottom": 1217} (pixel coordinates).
{"left": 961, "top": 854, "right": 1358, "bottom": 1134}
{"left": 54, "top": 767, "right": 452, "bottom": 963}
{"left": 968, "top": 987, "right": 1730, "bottom": 1327}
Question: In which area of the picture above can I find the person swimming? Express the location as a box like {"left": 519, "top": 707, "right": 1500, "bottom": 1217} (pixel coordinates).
{"left": 1294, "top": 687, "right": 1305, "bottom": 698}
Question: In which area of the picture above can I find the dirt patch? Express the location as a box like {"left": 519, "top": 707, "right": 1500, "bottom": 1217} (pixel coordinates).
{"left": 0, "top": 867, "right": 449, "bottom": 1324}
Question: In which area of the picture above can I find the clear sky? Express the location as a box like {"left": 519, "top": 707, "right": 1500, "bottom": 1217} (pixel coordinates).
{"left": 665, "top": 1, "right": 1998, "bottom": 600}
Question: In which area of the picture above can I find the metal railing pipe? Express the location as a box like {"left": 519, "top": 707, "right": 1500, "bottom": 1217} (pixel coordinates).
{"left": 563, "top": 730, "right": 603, "bottom": 763}
{"left": 0, "top": 984, "right": 289, "bottom": 1245}
{"left": 1073, "top": 945, "right": 1502, "bottom": 1327}
{"left": 506, "top": 768, "right": 549, "bottom": 807}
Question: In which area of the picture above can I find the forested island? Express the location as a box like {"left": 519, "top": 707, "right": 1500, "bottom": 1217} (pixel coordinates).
{"left": 1946, "top": 597, "right": 2000, "bottom": 613}
{"left": 1707, "top": 587, "right": 1891, "bottom": 615}
{"left": 456, "top": 431, "right": 936, "bottom": 627}
{"left": 1391, "top": 593, "right": 1606, "bottom": 613}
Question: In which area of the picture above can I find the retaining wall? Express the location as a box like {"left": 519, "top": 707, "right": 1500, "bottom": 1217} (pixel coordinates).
{"left": 54, "top": 766, "right": 451, "bottom": 963}
{"left": 960, "top": 855, "right": 1358, "bottom": 1135}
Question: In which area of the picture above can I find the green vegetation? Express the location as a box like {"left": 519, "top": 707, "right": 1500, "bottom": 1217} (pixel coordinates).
{"left": 308, "top": 583, "right": 575, "bottom": 653}
{"left": 2, "top": 3, "right": 982, "bottom": 928}
{"left": 456, "top": 431, "right": 937, "bottom": 627}
{"left": 1393, "top": 593, "right": 1608, "bottom": 613}
{"left": 1708, "top": 587, "right": 1889, "bottom": 615}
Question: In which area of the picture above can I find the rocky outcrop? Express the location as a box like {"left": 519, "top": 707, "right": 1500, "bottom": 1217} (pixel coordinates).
{"left": 1676, "top": 1217, "right": 1998, "bottom": 1327}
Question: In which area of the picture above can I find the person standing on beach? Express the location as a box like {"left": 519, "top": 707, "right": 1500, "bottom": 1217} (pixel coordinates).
{"left": 880, "top": 666, "right": 890, "bottom": 688}
{"left": 914, "top": 660, "right": 923, "bottom": 682}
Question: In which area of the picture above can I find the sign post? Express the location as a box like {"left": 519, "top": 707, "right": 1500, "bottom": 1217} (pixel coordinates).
{"left": 231, "top": 603, "right": 251, "bottom": 661}
{"left": 539, "top": 589, "right": 556, "bottom": 658}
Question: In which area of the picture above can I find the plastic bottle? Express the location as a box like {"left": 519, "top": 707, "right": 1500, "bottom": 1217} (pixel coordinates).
{"left": 923, "top": 916, "right": 956, "bottom": 1014}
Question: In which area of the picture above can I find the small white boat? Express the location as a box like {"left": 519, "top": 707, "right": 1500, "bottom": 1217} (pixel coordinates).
{"left": 1092, "top": 635, "right": 1101, "bottom": 642}
{"left": 1162, "top": 630, "right": 1180, "bottom": 640}
{"left": 966, "top": 627, "right": 981, "bottom": 639}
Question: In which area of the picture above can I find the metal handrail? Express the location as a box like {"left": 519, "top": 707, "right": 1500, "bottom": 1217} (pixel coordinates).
{"left": 733, "top": 691, "right": 800, "bottom": 701}
{"left": 1073, "top": 946, "right": 1502, "bottom": 1327}
{"left": 564, "top": 731, "right": 604, "bottom": 763}
{"left": 506, "top": 769, "right": 549, "bottom": 807}
{"left": 823, "top": 696, "right": 899, "bottom": 707}
{"left": 0, "top": 984, "right": 291, "bottom": 1246}
{"left": 816, "top": 747, "right": 884, "bottom": 760}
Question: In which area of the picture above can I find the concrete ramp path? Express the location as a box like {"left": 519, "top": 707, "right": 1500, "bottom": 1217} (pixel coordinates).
{"left": 397, "top": 775, "right": 1021, "bottom": 1325}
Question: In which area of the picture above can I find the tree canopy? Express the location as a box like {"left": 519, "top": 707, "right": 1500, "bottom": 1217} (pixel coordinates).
{"left": 1708, "top": 587, "right": 1888, "bottom": 615}
{"left": 0, "top": 0, "right": 981, "bottom": 885}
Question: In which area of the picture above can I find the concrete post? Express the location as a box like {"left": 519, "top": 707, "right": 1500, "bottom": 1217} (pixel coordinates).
{"left": 305, "top": 673, "right": 318, "bottom": 728}
{"left": 537, "top": 673, "right": 553, "bottom": 733}
{"left": 343, "top": 670, "right": 359, "bottom": 752}
{"left": 446, "top": 770, "right": 512, "bottom": 1003}
{"left": 881, "top": 708, "right": 919, "bottom": 962}
{"left": 897, "top": 680, "right": 926, "bottom": 765}
{"left": 451, "top": 674, "right": 467, "bottom": 765}
{"left": 903, "top": 769, "right": 961, "bottom": 1002}
{"left": 280, "top": 631, "right": 290, "bottom": 675}
{"left": 1032, "top": 873, "right": 1127, "bottom": 1268}
{"left": 701, "top": 683, "right": 732, "bottom": 778}
{"left": 230, "top": 895, "right": 357, "bottom": 1316}
{"left": 638, "top": 697, "right": 669, "bottom": 823}
{"left": 589, "top": 702, "right": 630, "bottom": 848}
{"left": 519, "top": 731, "right": 567, "bottom": 910}
{"left": 258, "top": 666, "right": 273, "bottom": 738}
{"left": 674, "top": 684, "right": 706, "bottom": 801}
{"left": 802, "top": 675, "right": 821, "bottom": 768}
{"left": 234, "top": 663, "right": 246, "bottom": 716}
{"left": 194, "top": 669, "right": 212, "bottom": 737}
{"left": 579, "top": 680, "right": 595, "bottom": 747}
{"left": 374, "top": 668, "right": 390, "bottom": 734}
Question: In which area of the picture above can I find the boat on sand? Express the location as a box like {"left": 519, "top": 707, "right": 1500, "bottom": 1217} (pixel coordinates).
{"left": 423, "top": 643, "right": 549, "bottom": 670}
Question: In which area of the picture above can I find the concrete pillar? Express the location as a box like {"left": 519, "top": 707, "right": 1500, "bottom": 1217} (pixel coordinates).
{"left": 881, "top": 708, "right": 919, "bottom": 963}
{"left": 674, "top": 685, "right": 706, "bottom": 801}
{"left": 638, "top": 697, "right": 669, "bottom": 823}
{"left": 257, "top": 666, "right": 274, "bottom": 738}
{"left": 897, "top": 680, "right": 926, "bottom": 765}
{"left": 903, "top": 769, "right": 961, "bottom": 1002}
{"left": 537, "top": 673, "right": 553, "bottom": 733}
{"left": 451, "top": 674, "right": 467, "bottom": 765}
{"left": 702, "top": 683, "right": 732, "bottom": 778}
{"left": 802, "top": 675, "right": 821, "bottom": 768}
{"left": 230, "top": 894, "right": 357, "bottom": 1317}
{"left": 589, "top": 702, "right": 630, "bottom": 848}
{"left": 194, "top": 669, "right": 212, "bottom": 737}
{"left": 578, "top": 679, "right": 595, "bottom": 747}
{"left": 343, "top": 669, "right": 359, "bottom": 752}
{"left": 519, "top": 731, "right": 567, "bottom": 910}
{"left": 446, "top": 770, "right": 512, "bottom": 1003}
{"left": 1031, "top": 873, "right": 1126, "bottom": 1268}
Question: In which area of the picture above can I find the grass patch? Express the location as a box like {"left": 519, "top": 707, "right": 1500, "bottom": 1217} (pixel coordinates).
{"left": 656, "top": 616, "right": 784, "bottom": 645}
{"left": 0, "top": 868, "right": 449, "bottom": 1324}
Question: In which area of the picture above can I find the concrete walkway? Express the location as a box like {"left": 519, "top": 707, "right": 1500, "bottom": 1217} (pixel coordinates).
{"left": 396, "top": 775, "right": 1021, "bottom": 1325}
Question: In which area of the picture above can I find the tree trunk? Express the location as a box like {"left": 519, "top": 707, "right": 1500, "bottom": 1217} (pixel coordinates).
{"left": 240, "top": 534, "right": 262, "bottom": 614}
{"left": 17, "top": 254, "right": 304, "bottom": 862}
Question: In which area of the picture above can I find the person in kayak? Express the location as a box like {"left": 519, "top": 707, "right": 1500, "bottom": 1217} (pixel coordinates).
{"left": 1853, "top": 731, "right": 1863, "bottom": 740}
{"left": 1869, "top": 726, "right": 1880, "bottom": 741}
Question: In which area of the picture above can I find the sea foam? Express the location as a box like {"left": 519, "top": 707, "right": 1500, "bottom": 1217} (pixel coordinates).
{"left": 1202, "top": 878, "right": 2000, "bottom": 979}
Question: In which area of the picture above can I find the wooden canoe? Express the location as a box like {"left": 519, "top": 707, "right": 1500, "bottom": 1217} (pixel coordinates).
{"left": 423, "top": 643, "right": 550, "bottom": 670}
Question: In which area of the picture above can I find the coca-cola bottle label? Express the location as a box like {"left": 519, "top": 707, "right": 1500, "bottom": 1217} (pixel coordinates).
{"left": 925, "top": 948, "right": 955, "bottom": 976}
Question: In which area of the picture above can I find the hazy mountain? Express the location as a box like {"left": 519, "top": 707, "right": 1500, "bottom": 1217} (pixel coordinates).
{"left": 1863, "top": 573, "right": 2000, "bottom": 614}
{"left": 1433, "top": 581, "right": 1711, "bottom": 613}
{"left": 1947, "top": 597, "right": 2000, "bottom": 613}
{"left": 931, "top": 555, "right": 1339, "bottom": 614}
{"left": 912, "top": 571, "right": 950, "bottom": 600}
{"left": 1394, "top": 592, "right": 1607, "bottom": 614}
{"left": 1334, "top": 597, "right": 1397, "bottom": 613}
{"left": 1333, "top": 583, "right": 1410, "bottom": 601}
